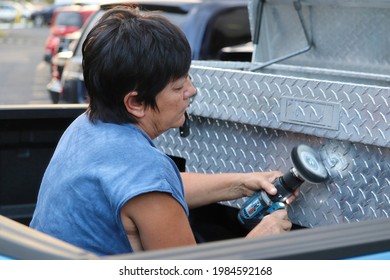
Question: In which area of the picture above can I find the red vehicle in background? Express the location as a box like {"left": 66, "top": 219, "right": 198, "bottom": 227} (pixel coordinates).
{"left": 43, "top": 4, "right": 98, "bottom": 63}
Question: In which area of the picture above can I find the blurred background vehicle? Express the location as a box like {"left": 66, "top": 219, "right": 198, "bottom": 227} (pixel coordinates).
{"left": 47, "top": 31, "right": 80, "bottom": 103}
{"left": 0, "top": 1, "right": 21, "bottom": 23}
{"left": 43, "top": 4, "right": 98, "bottom": 64}
{"left": 30, "top": 3, "right": 68, "bottom": 27}
{"left": 59, "top": 0, "right": 252, "bottom": 104}
{"left": 218, "top": 41, "right": 253, "bottom": 62}
{"left": 0, "top": 1, "right": 36, "bottom": 23}
{"left": 11, "top": 1, "right": 35, "bottom": 21}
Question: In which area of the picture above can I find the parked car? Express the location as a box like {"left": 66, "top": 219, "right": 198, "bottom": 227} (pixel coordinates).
{"left": 11, "top": 1, "right": 35, "bottom": 21}
{"left": 218, "top": 41, "right": 253, "bottom": 61}
{"left": 30, "top": 3, "right": 68, "bottom": 26}
{"left": 43, "top": 4, "right": 98, "bottom": 64}
{"left": 59, "top": 0, "right": 252, "bottom": 103}
{"left": 47, "top": 31, "right": 81, "bottom": 103}
{"left": 0, "top": 1, "right": 20, "bottom": 23}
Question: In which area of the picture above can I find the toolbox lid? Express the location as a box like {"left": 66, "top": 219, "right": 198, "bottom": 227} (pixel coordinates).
{"left": 248, "top": 0, "right": 390, "bottom": 78}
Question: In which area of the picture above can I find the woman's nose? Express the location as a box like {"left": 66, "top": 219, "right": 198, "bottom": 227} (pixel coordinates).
{"left": 184, "top": 79, "right": 197, "bottom": 99}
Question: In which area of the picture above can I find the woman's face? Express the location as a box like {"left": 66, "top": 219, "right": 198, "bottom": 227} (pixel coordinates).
{"left": 144, "top": 75, "right": 196, "bottom": 138}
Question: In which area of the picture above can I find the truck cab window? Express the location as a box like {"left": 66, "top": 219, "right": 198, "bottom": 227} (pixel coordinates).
{"left": 201, "top": 7, "right": 251, "bottom": 61}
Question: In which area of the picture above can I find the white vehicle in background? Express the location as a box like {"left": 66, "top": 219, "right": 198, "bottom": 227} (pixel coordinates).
{"left": 0, "top": 1, "right": 35, "bottom": 24}
{"left": 14, "top": 1, "right": 35, "bottom": 20}
{"left": 0, "top": 2, "right": 19, "bottom": 23}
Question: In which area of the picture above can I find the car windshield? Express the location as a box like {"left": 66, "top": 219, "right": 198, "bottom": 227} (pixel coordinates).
{"left": 0, "top": 5, "right": 15, "bottom": 11}
{"left": 55, "top": 12, "right": 83, "bottom": 27}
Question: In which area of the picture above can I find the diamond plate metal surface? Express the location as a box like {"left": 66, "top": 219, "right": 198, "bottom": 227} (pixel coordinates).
{"left": 156, "top": 0, "right": 390, "bottom": 228}
{"left": 188, "top": 66, "right": 390, "bottom": 148}
{"left": 249, "top": 0, "right": 390, "bottom": 75}
{"left": 154, "top": 65, "right": 390, "bottom": 228}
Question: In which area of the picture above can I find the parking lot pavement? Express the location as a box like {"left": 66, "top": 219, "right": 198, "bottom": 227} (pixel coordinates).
{"left": 0, "top": 23, "right": 51, "bottom": 105}
{"left": 0, "top": 20, "right": 33, "bottom": 30}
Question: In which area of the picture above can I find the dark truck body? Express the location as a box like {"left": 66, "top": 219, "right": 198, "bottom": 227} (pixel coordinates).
{"left": 1, "top": 0, "right": 390, "bottom": 259}
{"left": 0, "top": 105, "right": 86, "bottom": 225}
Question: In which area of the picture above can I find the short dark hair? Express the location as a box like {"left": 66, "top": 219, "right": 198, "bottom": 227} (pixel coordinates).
{"left": 82, "top": 6, "right": 192, "bottom": 124}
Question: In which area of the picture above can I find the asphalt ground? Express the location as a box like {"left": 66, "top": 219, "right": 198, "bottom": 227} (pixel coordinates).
{"left": 0, "top": 23, "right": 51, "bottom": 105}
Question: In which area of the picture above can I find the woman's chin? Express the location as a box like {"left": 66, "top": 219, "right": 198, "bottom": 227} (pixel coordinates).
{"left": 174, "top": 115, "right": 186, "bottom": 128}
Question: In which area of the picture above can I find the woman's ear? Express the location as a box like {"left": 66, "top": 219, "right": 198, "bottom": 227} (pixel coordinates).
{"left": 123, "top": 91, "right": 145, "bottom": 118}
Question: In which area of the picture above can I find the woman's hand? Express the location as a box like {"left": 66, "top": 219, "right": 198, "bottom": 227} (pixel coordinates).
{"left": 235, "top": 171, "right": 301, "bottom": 205}
{"left": 245, "top": 209, "right": 292, "bottom": 239}
{"left": 232, "top": 171, "right": 283, "bottom": 198}
{"left": 181, "top": 171, "right": 301, "bottom": 209}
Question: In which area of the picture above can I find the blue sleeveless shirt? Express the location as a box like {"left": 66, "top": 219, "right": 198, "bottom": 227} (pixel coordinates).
{"left": 30, "top": 113, "right": 188, "bottom": 255}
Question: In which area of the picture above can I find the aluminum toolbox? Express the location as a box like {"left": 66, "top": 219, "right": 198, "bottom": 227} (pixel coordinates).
{"left": 154, "top": 0, "right": 390, "bottom": 228}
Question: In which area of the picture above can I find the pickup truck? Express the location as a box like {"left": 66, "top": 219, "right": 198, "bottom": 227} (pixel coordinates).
{"left": 1, "top": 0, "right": 390, "bottom": 260}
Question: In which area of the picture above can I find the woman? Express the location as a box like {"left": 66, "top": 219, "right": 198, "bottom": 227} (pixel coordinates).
{"left": 30, "top": 6, "right": 296, "bottom": 256}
